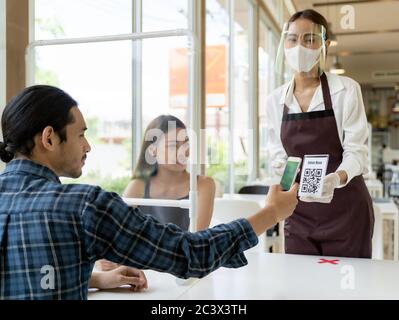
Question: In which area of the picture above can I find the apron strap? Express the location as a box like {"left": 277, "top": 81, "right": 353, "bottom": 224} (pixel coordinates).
{"left": 283, "top": 104, "right": 289, "bottom": 116}
{"left": 320, "top": 73, "right": 333, "bottom": 111}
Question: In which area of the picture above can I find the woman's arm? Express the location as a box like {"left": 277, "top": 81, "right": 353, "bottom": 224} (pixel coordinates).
{"left": 336, "top": 79, "right": 369, "bottom": 186}
{"left": 196, "top": 176, "right": 216, "bottom": 230}
{"left": 123, "top": 179, "right": 145, "bottom": 198}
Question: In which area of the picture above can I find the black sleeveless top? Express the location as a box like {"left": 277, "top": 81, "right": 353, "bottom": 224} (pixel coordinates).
{"left": 138, "top": 179, "right": 190, "bottom": 231}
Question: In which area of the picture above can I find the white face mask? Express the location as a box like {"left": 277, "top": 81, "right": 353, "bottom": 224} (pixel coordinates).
{"left": 284, "top": 45, "right": 322, "bottom": 73}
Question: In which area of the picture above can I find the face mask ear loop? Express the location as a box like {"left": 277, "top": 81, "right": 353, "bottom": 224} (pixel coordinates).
{"left": 319, "top": 26, "right": 327, "bottom": 76}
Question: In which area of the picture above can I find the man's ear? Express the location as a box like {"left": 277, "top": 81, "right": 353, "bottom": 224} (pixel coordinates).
{"left": 40, "top": 126, "right": 58, "bottom": 151}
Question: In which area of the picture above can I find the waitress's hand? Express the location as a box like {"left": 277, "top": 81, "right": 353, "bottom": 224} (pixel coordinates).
{"left": 299, "top": 172, "right": 341, "bottom": 204}
{"left": 271, "top": 159, "right": 287, "bottom": 176}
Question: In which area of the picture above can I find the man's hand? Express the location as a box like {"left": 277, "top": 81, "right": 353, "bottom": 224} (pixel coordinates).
{"left": 265, "top": 184, "right": 299, "bottom": 222}
{"left": 95, "top": 259, "right": 119, "bottom": 271}
{"left": 248, "top": 183, "right": 299, "bottom": 236}
{"left": 89, "top": 266, "right": 148, "bottom": 292}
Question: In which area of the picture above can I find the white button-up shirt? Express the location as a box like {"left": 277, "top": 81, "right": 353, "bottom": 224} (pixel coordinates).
{"left": 265, "top": 72, "right": 369, "bottom": 185}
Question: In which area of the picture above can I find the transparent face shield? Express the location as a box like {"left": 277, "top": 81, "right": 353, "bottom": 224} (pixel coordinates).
{"left": 275, "top": 22, "right": 327, "bottom": 77}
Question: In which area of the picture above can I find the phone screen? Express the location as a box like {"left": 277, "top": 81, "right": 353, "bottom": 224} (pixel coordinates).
{"left": 280, "top": 160, "right": 300, "bottom": 191}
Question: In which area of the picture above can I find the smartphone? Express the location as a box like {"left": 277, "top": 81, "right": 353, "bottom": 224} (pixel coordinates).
{"left": 280, "top": 157, "right": 302, "bottom": 191}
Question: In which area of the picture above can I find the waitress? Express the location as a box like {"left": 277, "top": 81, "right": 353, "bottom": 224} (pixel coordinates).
{"left": 266, "top": 9, "right": 374, "bottom": 258}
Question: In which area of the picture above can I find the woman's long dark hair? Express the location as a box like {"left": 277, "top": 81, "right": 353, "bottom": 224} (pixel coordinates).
{"left": 132, "top": 115, "right": 186, "bottom": 181}
{"left": 0, "top": 85, "right": 77, "bottom": 163}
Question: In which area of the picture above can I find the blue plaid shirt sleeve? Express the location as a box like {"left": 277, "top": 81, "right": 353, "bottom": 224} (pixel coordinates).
{"left": 82, "top": 187, "right": 259, "bottom": 278}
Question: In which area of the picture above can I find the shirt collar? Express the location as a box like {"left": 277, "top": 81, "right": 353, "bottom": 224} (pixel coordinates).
{"left": 279, "top": 72, "right": 345, "bottom": 109}
{"left": 2, "top": 159, "right": 61, "bottom": 183}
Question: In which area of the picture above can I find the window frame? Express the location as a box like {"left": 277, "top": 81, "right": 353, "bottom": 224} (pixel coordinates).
{"left": 28, "top": 0, "right": 202, "bottom": 230}
{"left": 27, "top": 0, "right": 293, "bottom": 193}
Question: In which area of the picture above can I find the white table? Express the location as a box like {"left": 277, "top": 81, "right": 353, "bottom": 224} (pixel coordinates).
{"left": 374, "top": 199, "right": 399, "bottom": 260}
{"left": 181, "top": 252, "right": 399, "bottom": 300}
{"left": 88, "top": 270, "right": 200, "bottom": 300}
{"left": 89, "top": 252, "right": 399, "bottom": 300}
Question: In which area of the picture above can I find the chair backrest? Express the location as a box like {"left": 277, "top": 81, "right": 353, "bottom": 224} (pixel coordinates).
{"left": 372, "top": 204, "right": 383, "bottom": 260}
{"left": 238, "top": 185, "right": 269, "bottom": 195}
{"left": 211, "top": 198, "right": 262, "bottom": 225}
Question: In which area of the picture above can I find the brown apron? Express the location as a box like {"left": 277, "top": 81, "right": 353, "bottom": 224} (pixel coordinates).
{"left": 281, "top": 73, "right": 374, "bottom": 258}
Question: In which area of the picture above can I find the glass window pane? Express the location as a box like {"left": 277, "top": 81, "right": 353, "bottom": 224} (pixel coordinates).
{"left": 263, "top": 0, "right": 282, "bottom": 25}
{"left": 142, "top": 0, "right": 188, "bottom": 32}
{"left": 259, "top": 21, "right": 270, "bottom": 179}
{"left": 141, "top": 36, "right": 190, "bottom": 131}
{"left": 33, "top": 41, "right": 132, "bottom": 194}
{"left": 259, "top": 13, "right": 284, "bottom": 179}
{"left": 205, "top": 0, "right": 229, "bottom": 195}
{"left": 233, "top": 0, "right": 250, "bottom": 192}
{"left": 283, "top": 3, "right": 291, "bottom": 23}
{"left": 34, "top": 0, "right": 132, "bottom": 40}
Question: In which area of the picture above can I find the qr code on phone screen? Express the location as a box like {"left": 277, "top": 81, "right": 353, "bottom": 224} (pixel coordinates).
{"left": 301, "top": 169, "right": 323, "bottom": 194}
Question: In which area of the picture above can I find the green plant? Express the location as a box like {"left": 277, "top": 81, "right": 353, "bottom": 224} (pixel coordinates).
{"left": 205, "top": 137, "right": 250, "bottom": 193}
{"left": 62, "top": 172, "right": 131, "bottom": 196}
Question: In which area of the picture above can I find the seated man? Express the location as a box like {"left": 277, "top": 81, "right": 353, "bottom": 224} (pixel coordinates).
{"left": 0, "top": 85, "right": 298, "bottom": 299}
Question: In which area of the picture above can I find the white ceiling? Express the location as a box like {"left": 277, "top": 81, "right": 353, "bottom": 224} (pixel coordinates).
{"left": 291, "top": 0, "right": 399, "bottom": 86}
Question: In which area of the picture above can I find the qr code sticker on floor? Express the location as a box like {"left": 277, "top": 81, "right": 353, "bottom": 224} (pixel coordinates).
{"left": 301, "top": 169, "right": 323, "bottom": 194}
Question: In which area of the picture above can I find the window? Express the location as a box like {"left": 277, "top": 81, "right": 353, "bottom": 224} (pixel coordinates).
{"left": 205, "top": 0, "right": 230, "bottom": 194}
{"left": 142, "top": 0, "right": 188, "bottom": 32}
{"left": 205, "top": 0, "right": 255, "bottom": 193}
{"left": 258, "top": 15, "right": 280, "bottom": 179}
{"left": 232, "top": 0, "right": 251, "bottom": 192}
{"left": 35, "top": 0, "right": 133, "bottom": 40}
{"left": 263, "top": 0, "right": 283, "bottom": 25}
{"left": 33, "top": 41, "right": 133, "bottom": 193}
{"left": 141, "top": 36, "right": 190, "bottom": 130}
{"left": 140, "top": 1, "right": 191, "bottom": 158}
{"left": 32, "top": 0, "right": 194, "bottom": 194}
{"left": 31, "top": 0, "right": 293, "bottom": 194}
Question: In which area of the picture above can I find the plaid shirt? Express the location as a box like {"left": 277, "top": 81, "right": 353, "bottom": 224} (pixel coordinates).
{"left": 0, "top": 160, "right": 258, "bottom": 300}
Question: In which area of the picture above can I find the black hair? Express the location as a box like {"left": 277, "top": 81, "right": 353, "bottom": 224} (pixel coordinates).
{"left": 132, "top": 115, "right": 186, "bottom": 181}
{"left": 0, "top": 85, "right": 77, "bottom": 163}
{"left": 288, "top": 9, "right": 331, "bottom": 40}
